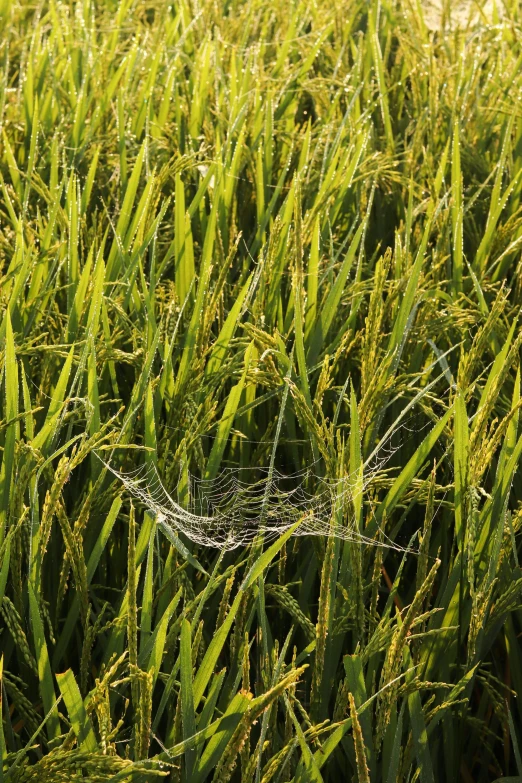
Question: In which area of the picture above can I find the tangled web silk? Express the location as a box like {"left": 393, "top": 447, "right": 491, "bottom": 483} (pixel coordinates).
{"left": 100, "top": 447, "right": 408, "bottom": 552}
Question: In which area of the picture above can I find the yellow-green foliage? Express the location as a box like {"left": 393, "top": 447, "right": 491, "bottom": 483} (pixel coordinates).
{"left": 1, "top": 0, "right": 522, "bottom": 781}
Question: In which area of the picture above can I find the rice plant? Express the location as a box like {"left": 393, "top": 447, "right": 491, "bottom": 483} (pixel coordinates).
{"left": 1, "top": 0, "right": 522, "bottom": 780}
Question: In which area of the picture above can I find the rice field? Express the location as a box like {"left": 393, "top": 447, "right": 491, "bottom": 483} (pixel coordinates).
{"left": 1, "top": 0, "right": 522, "bottom": 780}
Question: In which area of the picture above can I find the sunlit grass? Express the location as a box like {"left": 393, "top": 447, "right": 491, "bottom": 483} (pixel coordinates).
{"left": 1, "top": 0, "right": 522, "bottom": 780}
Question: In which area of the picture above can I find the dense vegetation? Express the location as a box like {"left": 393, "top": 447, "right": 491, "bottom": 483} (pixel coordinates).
{"left": 1, "top": 0, "right": 522, "bottom": 780}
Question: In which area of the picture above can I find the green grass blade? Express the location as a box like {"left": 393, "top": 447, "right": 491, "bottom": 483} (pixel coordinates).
{"left": 454, "top": 390, "right": 469, "bottom": 549}
{"left": 56, "top": 669, "right": 98, "bottom": 752}
{"left": 181, "top": 618, "right": 197, "bottom": 781}
{"left": 0, "top": 310, "right": 18, "bottom": 546}
{"left": 307, "top": 220, "right": 365, "bottom": 366}
{"left": 28, "top": 581, "right": 60, "bottom": 740}
{"left": 204, "top": 343, "right": 254, "bottom": 481}
{"left": 451, "top": 119, "right": 463, "bottom": 292}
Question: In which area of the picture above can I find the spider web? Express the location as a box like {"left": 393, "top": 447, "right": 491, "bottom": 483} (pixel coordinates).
{"left": 98, "top": 430, "right": 411, "bottom": 552}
